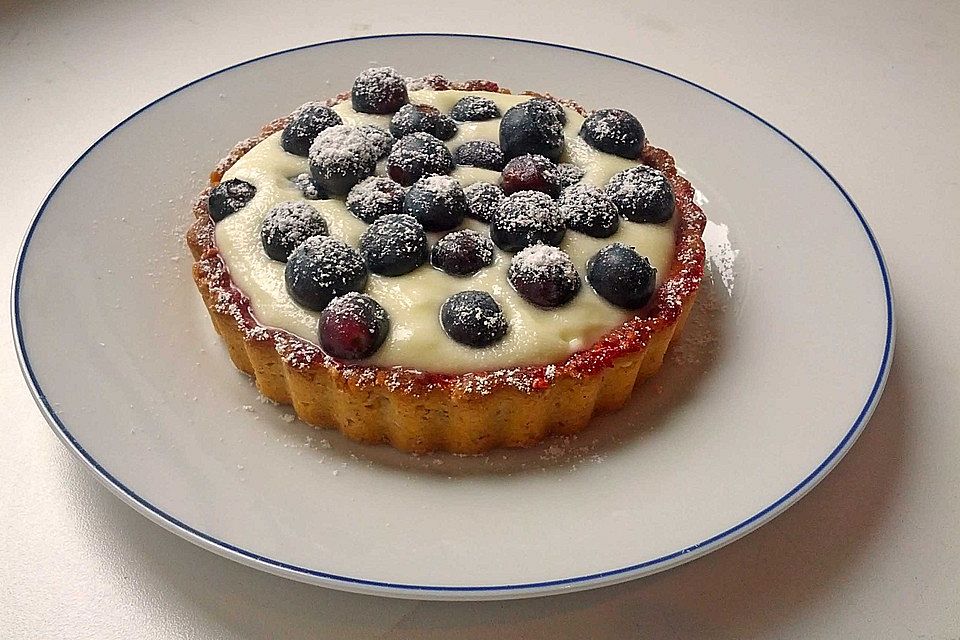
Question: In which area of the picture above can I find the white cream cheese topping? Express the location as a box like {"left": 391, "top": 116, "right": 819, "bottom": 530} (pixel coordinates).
{"left": 216, "top": 89, "right": 675, "bottom": 373}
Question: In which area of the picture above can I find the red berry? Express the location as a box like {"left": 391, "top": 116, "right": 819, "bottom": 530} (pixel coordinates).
{"left": 318, "top": 293, "right": 390, "bottom": 360}
{"left": 501, "top": 154, "right": 561, "bottom": 197}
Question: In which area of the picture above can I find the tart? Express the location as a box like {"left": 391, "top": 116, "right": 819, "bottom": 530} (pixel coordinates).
{"left": 187, "top": 68, "right": 706, "bottom": 454}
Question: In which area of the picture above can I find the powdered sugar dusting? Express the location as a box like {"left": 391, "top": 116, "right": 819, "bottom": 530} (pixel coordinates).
{"left": 433, "top": 228, "right": 495, "bottom": 268}
{"left": 440, "top": 291, "right": 509, "bottom": 348}
{"left": 405, "top": 175, "right": 466, "bottom": 221}
{"left": 285, "top": 236, "right": 366, "bottom": 304}
{"left": 292, "top": 173, "right": 323, "bottom": 200}
{"left": 358, "top": 213, "right": 427, "bottom": 266}
{"left": 555, "top": 162, "right": 585, "bottom": 189}
{"left": 558, "top": 184, "right": 619, "bottom": 233}
{"left": 346, "top": 176, "right": 404, "bottom": 222}
{"left": 702, "top": 219, "right": 738, "bottom": 296}
{"left": 415, "top": 174, "right": 461, "bottom": 199}
{"left": 356, "top": 124, "right": 395, "bottom": 159}
{"left": 582, "top": 108, "right": 644, "bottom": 151}
{"left": 454, "top": 140, "right": 504, "bottom": 170}
{"left": 386, "top": 132, "right": 454, "bottom": 181}
{"left": 351, "top": 67, "right": 408, "bottom": 114}
{"left": 390, "top": 103, "right": 456, "bottom": 140}
{"left": 520, "top": 99, "right": 564, "bottom": 139}
{"left": 450, "top": 95, "right": 501, "bottom": 121}
{"left": 457, "top": 367, "right": 536, "bottom": 396}
{"left": 510, "top": 243, "right": 576, "bottom": 278}
{"left": 260, "top": 201, "right": 327, "bottom": 260}
{"left": 495, "top": 190, "right": 563, "bottom": 233}
{"left": 290, "top": 101, "right": 326, "bottom": 119}
{"left": 323, "top": 291, "right": 387, "bottom": 338}
{"left": 308, "top": 125, "right": 377, "bottom": 172}
{"left": 463, "top": 182, "right": 504, "bottom": 223}
{"left": 604, "top": 163, "right": 675, "bottom": 223}
{"left": 606, "top": 165, "right": 669, "bottom": 200}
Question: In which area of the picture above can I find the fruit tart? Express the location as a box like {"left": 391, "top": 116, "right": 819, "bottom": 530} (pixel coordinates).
{"left": 187, "top": 67, "right": 706, "bottom": 454}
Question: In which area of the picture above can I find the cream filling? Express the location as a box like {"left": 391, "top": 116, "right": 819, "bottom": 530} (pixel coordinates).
{"left": 216, "top": 90, "right": 676, "bottom": 373}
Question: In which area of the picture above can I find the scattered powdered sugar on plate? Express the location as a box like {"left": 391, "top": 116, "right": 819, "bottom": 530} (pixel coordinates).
{"left": 670, "top": 259, "right": 726, "bottom": 367}
{"left": 702, "top": 219, "right": 738, "bottom": 296}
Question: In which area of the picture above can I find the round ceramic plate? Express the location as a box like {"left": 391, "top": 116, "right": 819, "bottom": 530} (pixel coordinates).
{"left": 13, "top": 34, "right": 892, "bottom": 600}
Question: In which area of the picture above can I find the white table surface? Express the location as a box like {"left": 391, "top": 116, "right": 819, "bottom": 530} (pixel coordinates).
{"left": 2, "top": 1, "right": 958, "bottom": 637}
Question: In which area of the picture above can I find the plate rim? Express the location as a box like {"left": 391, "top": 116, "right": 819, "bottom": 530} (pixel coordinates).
{"left": 11, "top": 32, "right": 895, "bottom": 600}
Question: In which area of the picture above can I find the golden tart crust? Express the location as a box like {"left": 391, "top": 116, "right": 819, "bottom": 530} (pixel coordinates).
{"left": 187, "top": 76, "right": 706, "bottom": 454}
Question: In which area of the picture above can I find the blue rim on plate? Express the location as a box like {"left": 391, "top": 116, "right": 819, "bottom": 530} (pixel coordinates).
{"left": 12, "top": 33, "right": 894, "bottom": 597}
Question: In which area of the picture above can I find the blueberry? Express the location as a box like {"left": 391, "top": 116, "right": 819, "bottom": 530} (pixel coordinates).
{"left": 386, "top": 132, "right": 455, "bottom": 186}
{"left": 558, "top": 184, "right": 620, "bottom": 238}
{"left": 284, "top": 236, "right": 368, "bottom": 311}
{"left": 318, "top": 293, "right": 390, "bottom": 360}
{"left": 434, "top": 116, "right": 458, "bottom": 141}
{"left": 586, "top": 243, "right": 657, "bottom": 309}
{"left": 528, "top": 98, "right": 567, "bottom": 125}
{"left": 440, "top": 291, "right": 509, "bottom": 348}
{"left": 500, "top": 153, "right": 561, "bottom": 196}
{"left": 346, "top": 176, "right": 405, "bottom": 223}
{"left": 390, "top": 104, "right": 458, "bottom": 141}
{"left": 605, "top": 165, "right": 675, "bottom": 223}
{"left": 463, "top": 182, "right": 504, "bottom": 223}
{"left": 555, "top": 163, "right": 585, "bottom": 189}
{"left": 454, "top": 140, "right": 505, "bottom": 171}
{"left": 508, "top": 244, "right": 581, "bottom": 308}
{"left": 358, "top": 214, "right": 428, "bottom": 276}
{"left": 499, "top": 100, "right": 565, "bottom": 162}
{"left": 308, "top": 125, "right": 378, "bottom": 195}
{"left": 281, "top": 103, "right": 342, "bottom": 157}
{"left": 207, "top": 179, "right": 256, "bottom": 222}
{"left": 490, "top": 191, "right": 565, "bottom": 252}
{"left": 579, "top": 108, "right": 645, "bottom": 159}
{"left": 351, "top": 67, "right": 408, "bottom": 114}
{"left": 403, "top": 175, "right": 468, "bottom": 232}
{"left": 450, "top": 96, "right": 501, "bottom": 121}
{"left": 431, "top": 229, "right": 496, "bottom": 276}
{"left": 292, "top": 173, "right": 327, "bottom": 200}
{"left": 260, "top": 201, "right": 328, "bottom": 262}
{"left": 357, "top": 124, "right": 395, "bottom": 160}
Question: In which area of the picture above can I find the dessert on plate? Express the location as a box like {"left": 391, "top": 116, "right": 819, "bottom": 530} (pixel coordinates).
{"left": 187, "top": 67, "right": 706, "bottom": 454}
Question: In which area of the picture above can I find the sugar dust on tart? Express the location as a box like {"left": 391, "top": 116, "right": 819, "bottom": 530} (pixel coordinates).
{"left": 187, "top": 67, "right": 706, "bottom": 454}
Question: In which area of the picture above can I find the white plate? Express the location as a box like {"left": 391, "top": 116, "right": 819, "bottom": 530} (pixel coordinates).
{"left": 13, "top": 35, "right": 893, "bottom": 600}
